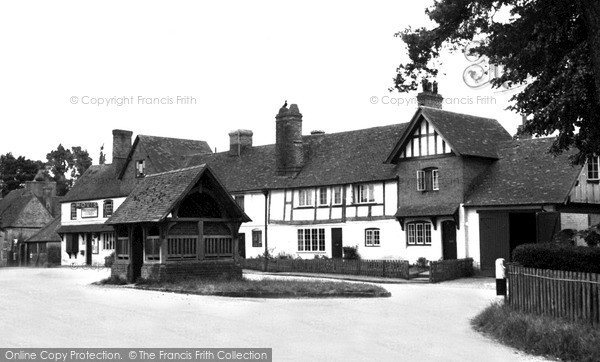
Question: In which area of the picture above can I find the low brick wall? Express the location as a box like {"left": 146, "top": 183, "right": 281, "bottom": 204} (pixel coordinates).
{"left": 111, "top": 260, "right": 242, "bottom": 282}
{"left": 241, "top": 258, "right": 410, "bottom": 279}
{"left": 429, "top": 258, "right": 474, "bottom": 283}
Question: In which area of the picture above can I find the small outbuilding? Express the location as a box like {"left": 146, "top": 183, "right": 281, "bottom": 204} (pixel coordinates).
{"left": 23, "top": 216, "right": 62, "bottom": 267}
{"left": 106, "top": 164, "right": 250, "bottom": 282}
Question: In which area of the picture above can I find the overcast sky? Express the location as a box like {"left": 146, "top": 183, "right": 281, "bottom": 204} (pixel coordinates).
{"left": 0, "top": 1, "right": 523, "bottom": 163}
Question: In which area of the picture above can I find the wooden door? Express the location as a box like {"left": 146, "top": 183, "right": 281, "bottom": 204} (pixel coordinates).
{"left": 331, "top": 228, "right": 343, "bottom": 258}
{"left": 479, "top": 212, "right": 510, "bottom": 272}
{"left": 442, "top": 220, "right": 457, "bottom": 260}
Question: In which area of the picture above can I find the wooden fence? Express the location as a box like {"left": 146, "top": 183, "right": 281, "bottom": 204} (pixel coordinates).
{"left": 429, "top": 258, "right": 474, "bottom": 283}
{"left": 507, "top": 264, "right": 600, "bottom": 325}
{"left": 241, "top": 258, "right": 410, "bottom": 279}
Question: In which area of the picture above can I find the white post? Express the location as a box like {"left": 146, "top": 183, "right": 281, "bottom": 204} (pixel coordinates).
{"left": 495, "top": 258, "right": 506, "bottom": 299}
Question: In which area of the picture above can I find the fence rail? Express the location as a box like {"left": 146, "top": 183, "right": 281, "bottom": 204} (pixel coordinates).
{"left": 507, "top": 264, "right": 600, "bottom": 325}
{"left": 241, "top": 258, "right": 410, "bottom": 279}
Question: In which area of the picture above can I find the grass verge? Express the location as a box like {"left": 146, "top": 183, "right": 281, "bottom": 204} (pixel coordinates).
{"left": 472, "top": 302, "right": 600, "bottom": 362}
{"left": 131, "top": 276, "right": 391, "bottom": 298}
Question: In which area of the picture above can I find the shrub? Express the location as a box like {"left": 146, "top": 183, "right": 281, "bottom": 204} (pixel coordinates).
{"left": 553, "top": 228, "right": 576, "bottom": 245}
{"left": 314, "top": 254, "right": 329, "bottom": 259}
{"left": 512, "top": 243, "right": 600, "bottom": 273}
{"left": 104, "top": 251, "right": 115, "bottom": 268}
{"left": 416, "top": 257, "right": 428, "bottom": 269}
{"left": 584, "top": 231, "right": 600, "bottom": 247}
{"left": 275, "top": 252, "right": 294, "bottom": 259}
{"left": 343, "top": 246, "right": 360, "bottom": 260}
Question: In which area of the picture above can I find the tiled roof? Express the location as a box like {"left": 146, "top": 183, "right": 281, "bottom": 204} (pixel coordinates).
{"left": 395, "top": 203, "right": 459, "bottom": 218}
{"left": 421, "top": 107, "right": 512, "bottom": 159}
{"left": 0, "top": 189, "right": 51, "bottom": 228}
{"left": 56, "top": 224, "right": 115, "bottom": 234}
{"left": 26, "top": 217, "right": 62, "bottom": 243}
{"left": 119, "top": 135, "right": 212, "bottom": 178}
{"left": 61, "top": 164, "right": 140, "bottom": 202}
{"left": 185, "top": 124, "right": 407, "bottom": 192}
{"left": 386, "top": 107, "right": 512, "bottom": 162}
{"left": 106, "top": 165, "right": 250, "bottom": 224}
{"left": 465, "top": 138, "right": 581, "bottom": 206}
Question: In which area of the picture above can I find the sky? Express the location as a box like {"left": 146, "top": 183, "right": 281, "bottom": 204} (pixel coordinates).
{"left": 0, "top": 1, "right": 524, "bottom": 164}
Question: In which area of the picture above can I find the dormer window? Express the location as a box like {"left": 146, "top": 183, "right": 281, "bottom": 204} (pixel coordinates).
{"left": 417, "top": 168, "right": 439, "bottom": 192}
{"left": 298, "top": 189, "right": 313, "bottom": 207}
{"left": 588, "top": 156, "right": 599, "bottom": 180}
{"left": 103, "top": 200, "right": 113, "bottom": 218}
{"left": 136, "top": 160, "right": 145, "bottom": 177}
{"left": 356, "top": 184, "right": 375, "bottom": 203}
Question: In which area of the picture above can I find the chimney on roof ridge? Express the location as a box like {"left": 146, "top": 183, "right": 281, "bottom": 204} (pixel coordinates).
{"left": 417, "top": 79, "right": 444, "bottom": 109}
{"left": 112, "top": 129, "right": 133, "bottom": 176}
{"left": 275, "top": 103, "right": 304, "bottom": 176}
{"left": 228, "top": 129, "right": 253, "bottom": 156}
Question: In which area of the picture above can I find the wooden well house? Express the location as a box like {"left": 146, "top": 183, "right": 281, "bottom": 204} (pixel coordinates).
{"left": 106, "top": 165, "right": 250, "bottom": 282}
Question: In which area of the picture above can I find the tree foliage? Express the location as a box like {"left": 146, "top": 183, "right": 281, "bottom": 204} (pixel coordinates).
{"left": 46, "top": 144, "right": 92, "bottom": 196}
{"left": 394, "top": 0, "right": 600, "bottom": 163}
{"left": 0, "top": 153, "right": 44, "bottom": 197}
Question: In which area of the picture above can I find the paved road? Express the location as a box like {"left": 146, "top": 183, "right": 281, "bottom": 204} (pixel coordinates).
{"left": 0, "top": 268, "right": 549, "bottom": 362}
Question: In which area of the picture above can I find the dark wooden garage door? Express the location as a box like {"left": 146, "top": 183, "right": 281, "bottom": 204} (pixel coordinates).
{"left": 479, "top": 212, "right": 510, "bottom": 271}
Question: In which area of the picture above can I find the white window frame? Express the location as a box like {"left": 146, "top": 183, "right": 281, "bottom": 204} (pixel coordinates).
{"left": 136, "top": 160, "right": 146, "bottom": 177}
{"left": 417, "top": 171, "right": 426, "bottom": 191}
{"left": 588, "top": 156, "right": 599, "bottom": 180}
{"left": 297, "top": 228, "right": 326, "bottom": 252}
{"left": 432, "top": 169, "right": 439, "bottom": 191}
{"left": 332, "top": 186, "right": 342, "bottom": 205}
{"left": 357, "top": 184, "right": 375, "bottom": 203}
{"left": 407, "top": 222, "right": 432, "bottom": 246}
{"left": 365, "top": 228, "right": 380, "bottom": 247}
{"left": 298, "top": 189, "right": 313, "bottom": 207}
{"left": 318, "top": 187, "right": 328, "bottom": 206}
{"left": 101, "top": 232, "right": 115, "bottom": 250}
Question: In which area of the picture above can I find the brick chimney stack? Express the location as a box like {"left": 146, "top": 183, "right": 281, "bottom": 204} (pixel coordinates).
{"left": 228, "top": 129, "right": 253, "bottom": 156}
{"left": 417, "top": 79, "right": 444, "bottom": 109}
{"left": 275, "top": 103, "right": 304, "bottom": 176}
{"left": 112, "top": 129, "right": 133, "bottom": 176}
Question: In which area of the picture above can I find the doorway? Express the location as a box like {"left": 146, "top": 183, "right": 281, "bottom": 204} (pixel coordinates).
{"left": 238, "top": 234, "right": 246, "bottom": 258}
{"left": 442, "top": 220, "right": 457, "bottom": 260}
{"left": 85, "top": 234, "right": 92, "bottom": 265}
{"left": 131, "top": 226, "right": 144, "bottom": 282}
{"left": 331, "top": 228, "right": 343, "bottom": 258}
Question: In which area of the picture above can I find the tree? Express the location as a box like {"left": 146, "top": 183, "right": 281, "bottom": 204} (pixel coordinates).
{"left": 46, "top": 145, "right": 92, "bottom": 196}
{"left": 394, "top": 0, "right": 600, "bottom": 163}
{"left": 0, "top": 153, "right": 44, "bottom": 197}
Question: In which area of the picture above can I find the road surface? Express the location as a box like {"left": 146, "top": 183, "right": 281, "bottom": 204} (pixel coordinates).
{"left": 0, "top": 267, "right": 548, "bottom": 361}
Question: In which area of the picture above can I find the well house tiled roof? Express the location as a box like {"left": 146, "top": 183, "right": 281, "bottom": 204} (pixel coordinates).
{"left": 184, "top": 123, "right": 407, "bottom": 192}
{"left": 465, "top": 138, "right": 581, "bottom": 206}
{"left": 26, "top": 216, "right": 62, "bottom": 243}
{"left": 106, "top": 165, "right": 250, "bottom": 224}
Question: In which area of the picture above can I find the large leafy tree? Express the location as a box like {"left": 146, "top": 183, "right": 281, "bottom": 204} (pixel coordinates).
{"left": 0, "top": 153, "right": 44, "bottom": 197}
{"left": 394, "top": 0, "right": 600, "bottom": 163}
{"left": 46, "top": 145, "right": 92, "bottom": 196}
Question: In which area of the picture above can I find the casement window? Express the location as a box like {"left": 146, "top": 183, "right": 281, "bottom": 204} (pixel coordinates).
{"left": 588, "top": 156, "right": 599, "bottom": 180}
{"left": 252, "top": 229, "right": 262, "bottom": 247}
{"left": 103, "top": 200, "right": 113, "bottom": 218}
{"left": 65, "top": 234, "right": 79, "bottom": 257}
{"left": 365, "top": 228, "right": 380, "bottom": 247}
{"left": 70, "top": 203, "right": 77, "bottom": 220}
{"left": 116, "top": 228, "right": 129, "bottom": 260}
{"left": 356, "top": 184, "right": 375, "bottom": 203}
{"left": 298, "top": 189, "right": 313, "bottom": 207}
{"left": 417, "top": 168, "right": 439, "bottom": 191}
{"left": 145, "top": 236, "right": 160, "bottom": 261}
{"left": 136, "top": 160, "right": 146, "bottom": 177}
{"left": 318, "top": 187, "right": 328, "bottom": 206}
{"left": 297, "top": 228, "right": 325, "bottom": 252}
{"left": 406, "top": 222, "right": 432, "bottom": 245}
{"left": 333, "top": 186, "right": 343, "bottom": 205}
{"left": 101, "top": 232, "right": 115, "bottom": 250}
{"left": 234, "top": 195, "right": 245, "bottom": 211}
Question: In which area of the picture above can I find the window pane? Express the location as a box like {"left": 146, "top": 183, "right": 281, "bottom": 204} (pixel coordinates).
{"left": 407, "top": 224, "right": 415, "bottom": 245}
{"left": 297, "top": 230, "right": 303, "bottom": 251}
{"left": 311, "top": 229, "right": 318, "bottom": 251}
{"left": 319, "top": 229, "right": 325, "bottom": 251}
{"left": 333, "top": 187, "right": 342, "bottom": 204}
{"left": 416, "top": 224, "right": 424, "bottom": 244}
{"left": 432, "top": 170, "right": 439, "bottom": 190}
{"left": 417, "top": 171, "right": 425, "bottom": 191}
{"left": 319, "top": 187, "right": 328, "bottom": 205}
{"left": 424, "top": 224, "right": 432, "bottom": 244}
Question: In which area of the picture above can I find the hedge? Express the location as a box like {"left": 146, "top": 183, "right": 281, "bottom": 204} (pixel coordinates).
{"left": 512, "top": 243, "right": 600, "bottom": 274}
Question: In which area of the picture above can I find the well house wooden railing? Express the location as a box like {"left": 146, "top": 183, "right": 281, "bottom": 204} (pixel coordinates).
{"left": 204, "top": 235, "right": 233, "bottom": 258}
{"left": 507, "top": 264, "right": 600, "bottom": 325}
{"left": 167, "top": 235, "right": 197, "bottom": 260}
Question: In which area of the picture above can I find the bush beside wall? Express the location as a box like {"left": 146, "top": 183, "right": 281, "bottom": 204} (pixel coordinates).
{"left": 512, "top": 243, "right": 600, "bottom": 274}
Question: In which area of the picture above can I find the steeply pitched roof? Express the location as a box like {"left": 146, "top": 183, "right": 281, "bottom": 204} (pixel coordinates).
{"left": 118, "top": 135, "right": 212, "bottom": 179}
{"left": 107, "top": 165, "right": 250, "bottom": 224}
{"left": 61, "top": 164, "right": 140, "bottom": 202}
{"left": 184, "top": 124, "right": 407, "bottom": 192}
{"left": 0, "top": 189, "right": 52, "bottom": 228}
{"left": 26, "top": 216, "right": 62, "bottom": 243}
{"left": 386, "top": 107, "right": 512, "bottom": 163}
{"left": 465, "top": 138, "right": 581, "bottom": 206}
